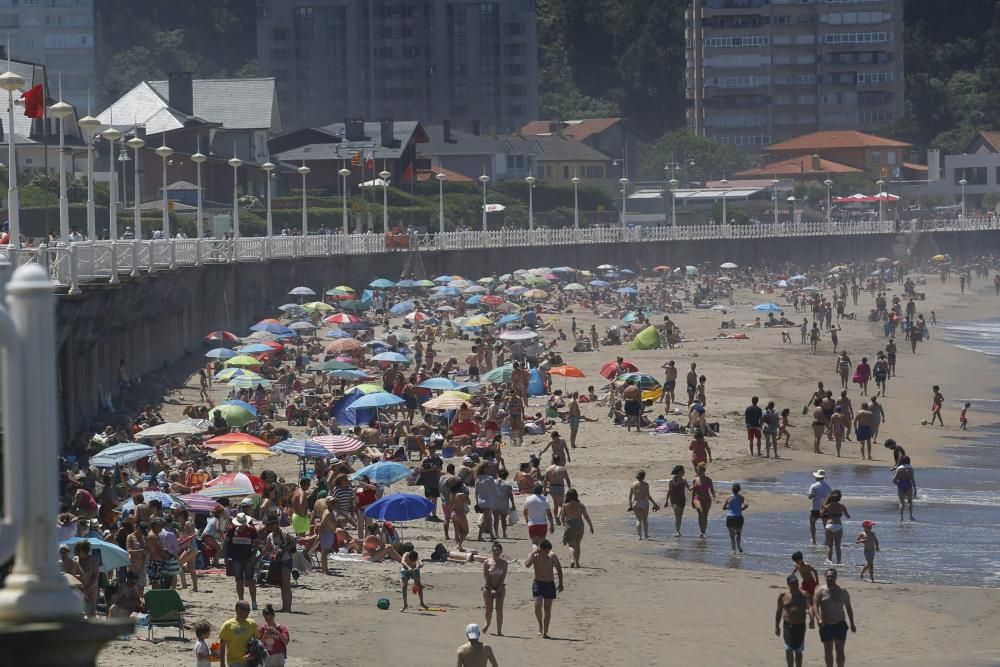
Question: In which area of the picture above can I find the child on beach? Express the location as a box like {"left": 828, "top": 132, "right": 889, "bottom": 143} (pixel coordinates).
{"left": 779, "top": 408, "right": 792, "bottom": 447}
{"left": 960, "top": 402, "right": 970, "bottom": 430}
{"left": 400, "top": 549, "right": 427, "bottom": 612}
{"left": 855, "top": 520, "right": 880, "bottom": 583}
{"left": 193, "top": 621, "right": 212, "bottom": 667}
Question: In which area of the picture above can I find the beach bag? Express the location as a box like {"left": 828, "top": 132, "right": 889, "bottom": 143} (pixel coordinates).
{"left": 508, "top": 508, "right": 518, "bottom": 525}
{"left": 852, "top": 371, "right": 863, "bottom": 385}
{"left": 244, "top": 637, "right": 270, "bottom": 667}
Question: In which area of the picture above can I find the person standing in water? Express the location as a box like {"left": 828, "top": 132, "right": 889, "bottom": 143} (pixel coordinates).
{"left": 891, "top": 456, "right": 917, "bottom": 521}
{"left": 821, "top": 491, "right": 850, "bottom": 564}
{"left": 855, "top": 521, "right": 879, "bottom": 583}
{"left": 665, "top": 465, "right": 690, "bottom": 537}
{"left": 723, "top": 483, "right": 749, "bottom": 554}
{"left": 691, "top": 463, "right": 716, "bottom": 539}
{"left": 627, "top": 470, "right": 660, "bottom": 540}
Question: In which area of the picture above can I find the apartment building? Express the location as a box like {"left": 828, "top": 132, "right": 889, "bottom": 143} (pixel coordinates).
{"left": 0, "top": 0, "right": 95, "bottom": 109}
{"left": 256, "top": 0, "right": 538, "bottom": 134}
{"left": 685, "top": 0, "right": 904, "bottom": 150}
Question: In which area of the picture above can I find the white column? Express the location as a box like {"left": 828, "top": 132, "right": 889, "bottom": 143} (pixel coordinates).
{"left": 262, "top": 160, "right": 276, "bottom": 237}
{"left": 379, "top": 170, "right": 391, "bottom": 234}
{"left": 229, "top": 155, "right": 242, "bottom": 239}
{"left": 78, "top": 116, "right": 100, "bottom": 240}
{"left": 102, "top": 127, "right": 122, "bottom": 239}
{"left": 155, "top": 145, "right": 173, "bottom": 238}
{"left": 525, "top": 175, "right": 536, "bottom": 230}
{"left": 339, "top": 168, "right": 351, "bottom": 235}
{"left": 192, "top": 151, "right": 207, "bottom": 239}
{"left": 572, "top": 176, "right": 580, "bottom": 230}
{"left": 619, "top": 177, "right": 630, "bottom": 229}
{"left": 436, "top": 172, "right": 447, "bottom": 235}
{"left": 299, "top": 162, "right": 311, "bottom": 237}
{"left": 479, "top": 174, "right": 490, "bottom": 232}
{"left": 49, "top": 96, "right": 73, "bottom": 241}
{"left": 0, "top": 66, "right": 24, "bottom": 248}
{"left": 127, "top": 134, "right": 145, "bottom": 241}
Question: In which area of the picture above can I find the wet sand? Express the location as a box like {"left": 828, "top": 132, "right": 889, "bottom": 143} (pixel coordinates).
{"left": 97, "top": 270, "right": 1000, "bottom": 666}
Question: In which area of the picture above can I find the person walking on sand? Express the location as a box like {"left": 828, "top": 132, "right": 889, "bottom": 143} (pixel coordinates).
{"left": 929, "top": 385, "right": 945, "bottom": 426}
{"left": 627, "top": 470, "right": 660, "bottom": 540}
{"left": 836, "top": 351, "right": 852, "bottom": 391}
{"left": 666, "top": 465, "right": 690, "bottom": 537}
{"left": 457, "top": 623, "right": 499, "bottom": 667}
{"left": 523, "top": 483, "right": 555, "bottom": 545}
{"left": 525, "top": 539, "right": 565, "bottom": 639}
{"left": 808, "top": 470, "right": 832, "bottom": 545}
{"left": 855, "top": 521, "right": 879, "bottom": 583}
{"left": 776, "top": 574, "right": 811, "bottom": 667}
{"left": 691, "top": 463, "right": 716, "bottom": 539}
{"left": 891, "top": 456, "right": 917, "bottom": 521}
{"left": 723, "top": 482, "right": 749, "bottom": 554}
{"left": 852, "top": 357, "right": 871, "bottom": 396}
{"left": 853, "top": 403, "right": 874, "bottom": 460}
{"left": 811, "top": 399, "right": 826, "bottom": 454}
{"left": 559, "top": 488, "right": 594, "bottom": 568}
{"left": 482, "top": 542, "right": 508, "bottom": 636}
{"left": 814, "top": 569, "right": 857, "bottom": 667}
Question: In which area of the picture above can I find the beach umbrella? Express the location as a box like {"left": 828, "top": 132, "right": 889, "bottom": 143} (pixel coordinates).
{"left": 288, "top": 321, "right": 316, "bottom": 332}
{"left": 563, "top": 283, "right": 586, "bottom": 291}
{"left": 589, "top": 280, "right": 610, "bottom": 288}
{"left": 480, "top": 294, "right": 505, "bottom": 306}
{"left": 364, "top": 494, "right": 435, "bottom": 522}
{"left": 371, "top": 351, "right": 410, "bottom": 363}
{"left": 350, "top": 461, "right": 412, "bottom": 486}
{"left": 245, "top": 331, "right": 279, "bottom": 342}
{"left": 271, "top": 439, "right": 331, "bottom": 459}
{"left": 390, "top": 301, "right": 416, "bottom": 315}
{"left": 435, "top": 305, "right": 456, "bottom": 313}
{"left": 875, "top": 257, "right": 891, "bottom": 264}
{"left": 621, "top": 311, "right": 652, "bottom": 324}
{"left": 289, "top": 286, "right": 315, "bottom": 296}
{"left": 325, "top": 329, "right": 352, "bottom": 339}
{"left": 90, "top": 443, "right": 154, "bottom": 468}
{"left": 477, "top": 277, "right": 496, "bottom": 284}
{"left": 198, "top": 485, "right": 255, "bottom": 499}
{"left": 720, "top": 262, "right": 738, "bottom": 269}
{"left": 404, "top": 311, "right": 430, "bottom": 322}
{"left": 325, "top": 313, "right": 360, "bottom": 324}
{"left": 220, "top": 399, "right": 257, "bottom": 414}
{"left": 350, "top": 393, "right": 405, "bottom": 409}
{"left": 278, "top": 303, "right": 307, "bottom": 312}
{"left": 396, "top": 279, "right": 417, "bottom": 288}
{"left": 753, "top": 303, "right": 782, "bottom": 313}
{"left": 413, "top": 279, "right": 434, "bottom": 287}
{"left": 59, "top": 537, "right": 129, "bottom": 572}
{"left": 423, "top": 394, "right": 470, "bottom": 410}
{"left": 465, "top": 315, "right": 494, "bottom": 327}
{"left": 203, "top": 471, "right": 267, "bottom": 495}
{"left": 118, "top": 491, "right": 181, "bottom": 512}
{"left": 617, "top": 287, "right": 638, "bottom": 294}
{"left": 349, "top": 383, "right": 386, "bottom": 395}
{"left": 328, "top": 369, "right": 373, "bottom": 381}
{"left": 552, "top": 266, "right": 574, "bottom": 273}
{"left": 312, "top": 435, "right": 366, "bottom": 455}
{"left": 204, "top": 433, "right": 269, "bottom": 449}
{"left": 433, "top": 286, "right": 462, "bottom": 297}
{"left": 449, "top": 279, "right": 472, "bottom": 288}
{"left": 228, "top": 376, "right": 272, "bottom": 390}
{"left": 175, "top": 494, "right": 220, "bottom": 513}
{"left": 212, "top": 404, "right": 257, "bottom": 427}
{"left": 496, "top": 313, "right": 521, "bottom": 325}
{"left": 223, "top": 355, "right": 263, "bottom": 368}
{"left": 463, "top": 285, "right": 487, "bottom": 294}
{"left": 523, "top": 289, "right": 548, "bottom": 299}
{"left": 522, "top": 276, "right": 548, "bottom": 288}
{"left": 548, "top": 365, "right": 585, "bottom": 378}
{"left": 331, "top": 285, "right": 356, "bottom": 293}
{"left": 599, "top": 360, "right": 638, "bottom": 379}
{"left": 369, "top": 278, "right": 396, "bottom": 289}
{"left": 465, "top": 295, "right": 482, "bottom": 306}
{"left": 236, "top": 343, "right": 275, "bottom": 354}
{"left": 308, "top": 360, "right": 357, "bottom": 372}
{"left": 340, "top": 300, "right": 370, "bottom": 312}
{"left": 327, "top": 339, "right": 363, "bottom": 353}
{"left": 931, "top": 254, "right": 947, "bottom": 261}
{"left": 205, "top": 330, "right": 239, "bottom": 342}
{"left": 302, "top": 301, "right": 334, "bottom": 312}
{"left": 614, "top": 372, "right": 660, "bottom": 389}
{"left": 417, "top": 377, "right": 461, "bottom": 391}
{"left": 499, "top": 329, "right": 537, "bottom": 341}
{"left": 204, "top": 348, "right": 237, "bottom": 360}
{"left": 597, "top": 264, "right": 615, "bottom": 270}
{"left": 482, "top": 364, "right": 514, "bottom": 384}
{"left": 653, "top": 265, "right": 670, "bottom": 272}
{"left": 250, "top": 321, "right": 295, "bottom": 335}
{"left": 211, "top": 443, "right": 274, "bottom": 461}
{"left": 433, "top": 275, "right": 452, "bottom": 283}
{"left": 504, "top": 286, "right": 528, "bottom": 296}
{"left": 134, "top": 421, "right": 206, "bottom": 439}
{"left": 214, "top": 368, "right": 258, "bottom": 381}
{"left": 685, "top": 266, "right": 698, "bottom": 275}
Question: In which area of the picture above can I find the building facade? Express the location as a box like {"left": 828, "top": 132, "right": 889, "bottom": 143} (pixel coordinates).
{"left": 685, "top": 0, "right": 904, "bottom": 150}
{"left": 256, "top": 0, "right": 538, "bottom": 134}
{"left": 0, "top": 0, "right": 95, "bottom": 110}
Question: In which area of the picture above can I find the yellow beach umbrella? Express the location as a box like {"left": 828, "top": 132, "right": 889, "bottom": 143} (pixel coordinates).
{"left": 303, "top": 301, "right": 334, "bottom": 312}
{"left": 465, "top": 315, "right": 494, "bottom": 327}
{"left": 211, "top": 443, "right": 274, "bottom": 460}
{"left": 224, "top": 355, "right": 263, "bottom": 368}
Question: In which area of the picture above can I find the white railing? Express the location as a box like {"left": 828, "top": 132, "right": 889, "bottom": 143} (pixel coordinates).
{"left": 0, "top": 216, "right": 997, "bottom": 292}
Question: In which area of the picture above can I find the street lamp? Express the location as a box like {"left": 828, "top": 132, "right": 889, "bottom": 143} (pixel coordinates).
{"left": 191, "top": 149, "right": 207, "bottom": 239}
{"left": 771, "top": 179, "right": 780, "bottom": 225}
{"left": 154, "top": 145, "right": 173, "bottom": 238}
{"left": 959, "top": 178, "right": 967, "bottom": 222}
{"left": 48, "top": 91, "right": 73, "bottom": 241}
{"left": 669, "top": 178, "right": 679, "bottom": 228}
{"left": 229, "top": 153, "right": 242, "bottom": 239}
{"left": 102, "top": 125, "right": 122, "bottom": 240}
{"left": 876, "top": 178, "right": 885, "bottom": 226}
{"left": 824, "top": 178, "right": 833, "bottom": 226}
{"left": 525, "top": 175, "right": 536, "bottom": 230}
{"left": 126, "top": 132, "right": 145, "bottom": 240}
{"left": 298, "top": 161, "right": 311, "bottom": 237}
{"left": 436, "top": 172, "right": 447, "bottom": 235}
{"left": 0, "top": 62, "right": 24, "bottom": 248}
{"left": 379, "top": 169, "right": 391, "bottom": 234}
{"left": 338, "top": 167, "right": 351, "bottom": 235}
{"left": 78, "top": 114, "right": 101, "bottom": 240}
{"left": 787, "top": 195, "right": 797, "bottom": 223}
{"left": 479, "top": 174, "right": 490, "bottom": 231}
{"left": 261, "top": 160, "right": 275, "bottom": 237}
{"left": 619, "top": 177, "right": 630, "bottom": 228}
{"left": 571, "top": 176, "right": 580, "bottom": 230}
{"left": 720, "top": 178, "right": 729, "bottom": 225}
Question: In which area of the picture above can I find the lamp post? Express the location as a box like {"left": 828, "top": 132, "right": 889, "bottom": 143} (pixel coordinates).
{"left": 154, "top": 145, "right": 173, "bottom": 238}
{"left": 436, "top": 172, "right": 447, "bottom": 235}
{"left": 191, "top": 150, "right": 206, "bottom": 239}
{"left": 876, "top": 178, "right": 885, "bottom": 227}
{"left": 619, "top": 177, "right": 629, "bottom": 228}
{"left": 788, "top": 196, "right": 797, "bottom": 223}
{"left": 824, "top": 179, "right": 833, "bottom": 226}
{"left": 669, "top": 178, "right": 679, "bottom": 228}
{"left": 959, "top": 178, "right": 967, "bottom": 222}
{"left": 48, "top": 92, "right": 73, "bottom": 242}
{"left": 261, "top": 160, "right": 275, "bottom": 237}
{"left": 378, "top": 169, "right": 390, "bottom": 234}
{"left": 479, "top": 174, "right": 490, "bottom": 231}
{"left": 0, "top": 62, "right": 24, "bottom": 248}
{"left": 525, "top": 175, "right": 536, "bottom": 230}
{"left": 571, "top": 176, "right": 580, "bottom": 230}
{"left": 771, "top": 179, "right": 780, "bottom": 225}
{"left": 720, "top": 177, "right": 729, "bottom": 226}
{"left": 298, "top": 161, "right": 311, "bottom": 237}
{"left": 339, "top": 167, "right": 351, "bottom": 234}
{"left": 126, "top": 133, "right": 144, "bottom": 240}
{"left": 101, "top": 126, "right": 122, "bottom": 240}
{"left": 229, "top": 153, "right": 242, "bottom": 239}
{"left": 78, "top": 114, "right": 101, "bottom": 240}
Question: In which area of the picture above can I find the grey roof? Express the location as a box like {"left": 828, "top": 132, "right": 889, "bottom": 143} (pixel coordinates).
{"left": 148, "top": 78, "right": 280, "bottom": 132}
{"left": 272, "top": 121, "right": 422, "bottom": 162}
{"left": 420, "top": 124, "right": 608, "bottom": 162}
{"left": 420, "top": 124, "right": 511, "bottom": 157}
{"left": 532, "top": 135, "right": 611, "bottom": 162}
{"left": 97, "top": 82, "right": 202, "bottom": 136}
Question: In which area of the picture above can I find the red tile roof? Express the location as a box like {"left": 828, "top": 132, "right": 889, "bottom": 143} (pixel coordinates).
{"left": 415, "top": 166, "right": 473, "bottom": 183}
{"left": 735, "top": 154, "right": 863, "bottom": 177}
{"left": 902, "top": 162, "right": 928, "bottom": 173}
{"left": 767, "top": 130, "right": 910, "bottom": 152}
{"left": 519, "top": 118, "right": 622, "bottom": 141}
{"left": 975, "top": 131, "right": 1000, "bottom": 153}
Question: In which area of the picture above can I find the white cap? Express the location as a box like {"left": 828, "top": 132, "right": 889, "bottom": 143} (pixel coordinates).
{"left": 465, "top": 623, "right": 481, "bottom": 640}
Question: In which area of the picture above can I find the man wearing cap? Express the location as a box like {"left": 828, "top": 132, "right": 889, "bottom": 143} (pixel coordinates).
{"left": 808, "top": 470, "right": 832, "bottom": 545}
{"left": 776, "top": 573, "right": 810, "bottom": 667}
{"left": 456, "top": 623, "right": 498, "bottom": 666}
{"left": 814, "top": 568, "right": 857, "bottom": 667}
{"left": 224, "top": 512, "right": 259, "bottom": 610}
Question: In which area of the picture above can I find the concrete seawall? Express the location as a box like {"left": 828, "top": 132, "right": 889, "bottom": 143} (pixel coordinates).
{"left": 56, "top": 230, "right": 999, "bottom": 439}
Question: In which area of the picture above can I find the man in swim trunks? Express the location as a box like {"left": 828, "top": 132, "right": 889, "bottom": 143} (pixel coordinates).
{"left": 622, "top": 380, "right": 643, "bottom": 432}
{"left": 525, "top": 539, "right": 564, "bottom": 639}
{"left": 745, "top": 396, "right": 764, "bottom": 456}
{"left": 291, "top": 476, "right": 311, "bottom": 537}
{"left": 814, "top": 569, "right": 856, "bottom": 667}
{"left": 686, "top": 362, "right": 698, "bottom": 405}
{"left": 538, "top": 431, "right": 570, "bottom": 467}
{"left": 660, "top": 360, "right": 678, "bottom": 410}
{"left": 523, "top": 484, "right": 554, "bottom": 545}
{"left": 807, "top": 470, "right": 831, "bottom": 545}
{"left": 566, "top": 392, "right": 596, "bottom": 449}
{"left": 853, "top": 403, "right": 874, "bottom": 460}
{"left": 776, "top": 574, "right": 810, "bottom": 667}
{"left": 543, "top": 463, "right": 572, "bottom": 524}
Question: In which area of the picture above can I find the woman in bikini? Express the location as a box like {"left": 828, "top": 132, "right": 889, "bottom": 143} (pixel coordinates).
{"left": 688, "top": 430, "right": 712, "bottom": 468}
{"left": 891, "top": 456, "right": 917, "bottom": 521}
{"left": 449, "top": 479, "right": 471, "bottom": 552}
{"left": 821, "top": 490, "right": 850, "bottom": 564}
{"left": 482, "top": 541, "right": 508, "bottom": 636}
{"left": 559, "top": 489, "right": 594, "bottom": 568}
{"left": 665, "top": 465, "right": 690, "bottom": 537}
{"left": 174, "top": 509, "right": 199, "bottom": 592}
{"left": 691, "top": 463, "right": 716, "bottom": 539}
{"left": 627, "top": 470, "right": 660, "bottom": 540}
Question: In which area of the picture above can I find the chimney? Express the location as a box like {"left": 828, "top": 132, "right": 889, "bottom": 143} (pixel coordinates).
{"left": 345, "top": 118, "right": 366, "bottom": 142}
{"left": 443, "top": 119, "right": 453, "bottom": 143}
{"left": 379, "top": 118, "right": 394, "bottom": 147}
{"left": 810, "top": 154, "right": 821, "bottom": 171}
{"left": 168, "top": 72, "right": 194, "bottom": 116}
{"left": 471, "top": 120, "right": 481, "bottom": 136}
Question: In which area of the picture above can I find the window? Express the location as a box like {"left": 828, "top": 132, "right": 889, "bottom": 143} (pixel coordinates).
{"left": 870, "top": 151, "right": 881, "bottom": 165}
{"left": 505, "top": 84, "right": 527, "bottom": 96}
{"left": 857, "top": 110, "right": 892, "bottom": 124}
{"left": 956, "top": 167, "right": 987, "bottom": 185}
{"left": 504, "top": 22, "right": 524, "bottom": 36}
{"left": 856, "top": 71, "right": 894, "bottom": 84}
{"left": 704, "top": 35, "right": 770, "bottom": 48}
{"left": 504, "top": 43, "right": 525, "bottom": 57}
{"left": 584, "top": 166, "right": 604, "bottom": 178}
{"left": 402, "top": 46, "right": 420, "bottom": 57}
{"left": 504, "top": 64, "right": 525, "bottom": 76}
{"left": 887, "top": 151, "right": 897, "bottom": 165}
{"left": 563, "top": 166, "right": 570, "bottom": 179}
{"left": 823, "top": 31, "right": 890, "bottom": 44}
{"left": 271, "top": 28, "right": 288, "bottom": 40}
{"left": 294, "top": 7, "right": 313, "bottom": 18}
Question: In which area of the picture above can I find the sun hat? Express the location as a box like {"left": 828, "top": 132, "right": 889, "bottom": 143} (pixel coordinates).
{"left": 812, "top": 469, "right": 827, "bottom": 479}
{"left": 233, "top": 512, "right": 250, "bottom": 526}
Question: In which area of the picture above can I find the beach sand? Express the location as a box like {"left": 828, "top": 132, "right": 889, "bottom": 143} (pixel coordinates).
{"left": 97, "top": 272, "right": 1000, "bottom": 667}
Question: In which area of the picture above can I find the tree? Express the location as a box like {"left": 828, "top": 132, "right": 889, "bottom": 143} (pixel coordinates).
{"left": 638, "top": 130, "right": 750, "bottom": 184}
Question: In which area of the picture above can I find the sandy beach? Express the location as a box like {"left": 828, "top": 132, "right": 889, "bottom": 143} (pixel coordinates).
{"left": 97, "top": 268, "right": 1000, "bottom": 667}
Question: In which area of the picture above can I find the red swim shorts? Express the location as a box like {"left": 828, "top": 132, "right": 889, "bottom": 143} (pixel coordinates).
{"left": 528, "top": 524, "right": 548, "bottom": 539}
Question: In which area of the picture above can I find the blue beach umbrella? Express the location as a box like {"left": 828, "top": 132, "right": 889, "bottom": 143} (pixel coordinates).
{"left": 350, "top": 461, "right": 412, "bottom": 486}
{"left": 617, "top": 286, "right": 638, "bottom": 294}
{"left": 589, "top": 280, "right": 610, "bottom": 288}
{"left": 389, "top": 301, "right": 415, "bottom": 315}
{"left": 497, "top": 313, "right": 521, "bottom": 325}
{"left": 90, "top": 443, "right": 154, "bottom": 468}
{"left": 417, "top": 377, "right": 460, "bottom": 390}
{"left": 364, "top": 493, "right": 435, "bottom": 521}
{"left": 250, "top": 321, "right": 294, "bottom": 335}
{"left": 371, "top": 351, "right": 409, "bottom": 363}
{"left": 271, "top": 439, "right": 330, "bottom": 459}
{"left": 370, "top": 278, "right": 396, "bottom": 289}
{"left": 59, "top": 537, "right": 129, "bottom": 572}
{"left": 238, "top": 343, "right": 275, "bottom": 354}
{"left": 753, "top": 303, "right": 782, "bottom": 313}
{"left": 204, "top": 348, "right": 237, "bottom": 360}
{"left": 350, "top": 393, "right": 406, "bottom": 409}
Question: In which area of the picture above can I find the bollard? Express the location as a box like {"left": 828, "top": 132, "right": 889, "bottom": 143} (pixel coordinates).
{"left": 169, "top": 239, "right": 176, "bottom": 270}
{"left": 196, "top": 238, "right": 203, "bottom": 266}
{"left": 68, "top": 243, "right": 82, "bottom": 295}
{"left": 109, "top": 240, "right": 119, "bottom": 284}
{"left": 130, "top": 240, "right": 140, "bottom": 278}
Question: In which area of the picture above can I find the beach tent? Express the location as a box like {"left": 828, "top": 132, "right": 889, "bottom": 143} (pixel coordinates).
{"left": 331, "top": 392, "right": 376, "bottom": 426}
{"left": 631, "top": 325, "right": 661, "bottom": 350}
{"left": 528, "top": 369, "right": 546, "bottom": 397}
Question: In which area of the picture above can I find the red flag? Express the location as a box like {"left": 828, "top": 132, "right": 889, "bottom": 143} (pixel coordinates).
{"left": 365, "top": 152, "right": 374, "bottom": 170}
{"left": 20, "top": 84, "right": 44, "bottom": 119}
{"left": 403, "top": 163, "right": 414, "bottom": 182}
